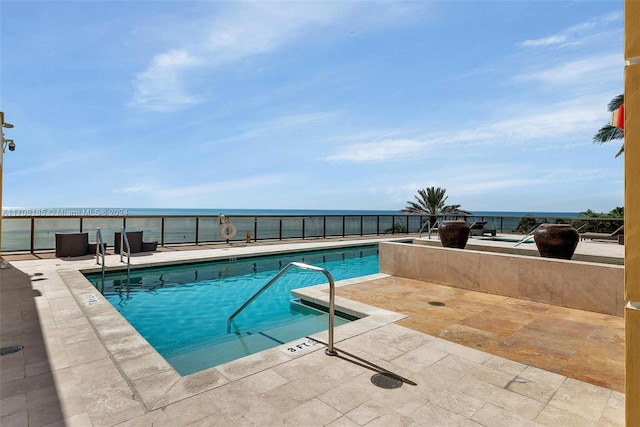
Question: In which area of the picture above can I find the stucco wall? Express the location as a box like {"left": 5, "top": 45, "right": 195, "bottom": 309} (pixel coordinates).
{"left": 380, "top": 242, "right": 624, "bottom": 316}
{"left": 625, "top": 0, "right": 640, "bottom": 423}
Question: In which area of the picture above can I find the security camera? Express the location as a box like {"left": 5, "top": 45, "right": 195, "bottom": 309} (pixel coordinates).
{"left": 8, "top": 141, "right": 16, "bottom": 151}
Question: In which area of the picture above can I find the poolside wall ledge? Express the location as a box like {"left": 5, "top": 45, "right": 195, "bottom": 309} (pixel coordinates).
{"left": 379, "top": 241, "right": 624, "bottom": 317}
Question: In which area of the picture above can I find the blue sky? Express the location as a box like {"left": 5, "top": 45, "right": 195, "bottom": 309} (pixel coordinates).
{"left": 1, "top": 1, "right": 624, "bottom": 213}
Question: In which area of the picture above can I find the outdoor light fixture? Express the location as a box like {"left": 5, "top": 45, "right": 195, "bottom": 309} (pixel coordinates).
{"left": 1, "top": 111, "right": 15, "bottom": 269}
{"left": 3, "top": 139, "right": 15, "bottom": 152}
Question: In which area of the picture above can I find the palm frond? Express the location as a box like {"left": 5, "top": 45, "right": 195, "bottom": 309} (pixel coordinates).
{"left": 593, "top": 124, "right": 624, "bottom": 144}
{"left": 607, "top": 94, "right": 624, "bottom": 112}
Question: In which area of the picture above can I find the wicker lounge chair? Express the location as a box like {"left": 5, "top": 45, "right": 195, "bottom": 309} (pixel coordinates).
{"left": 55, "top": 232, "right": 89, "bottom": 257}
{"left": 114, "top": 231, "right": 144, "bottom": 254}
{"left": 580, "top": 225, "right": 624, "bottom": 244}
{"left": 469, "top": 221, "right": 497, "bottom": 237}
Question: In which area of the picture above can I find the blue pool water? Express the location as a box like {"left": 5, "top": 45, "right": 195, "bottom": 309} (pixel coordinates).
{"left": 85, "top": 245, "right": 379, "bottom": 375}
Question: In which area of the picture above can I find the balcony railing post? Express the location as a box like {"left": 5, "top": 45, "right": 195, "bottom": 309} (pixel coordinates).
{"left": 161, "top": 217, "right": 165, "bottom": 247}
{"left": 30, "top": 217, "right": 35, "bottom": 253}
{"left": 195, "top": 217, "right": 200, "bottom": 246}
{"left": 323, "top": 216, "right": 326, "bottom": 238}
{"left": 253, "top": 217, "right": 258, "bottom": 242}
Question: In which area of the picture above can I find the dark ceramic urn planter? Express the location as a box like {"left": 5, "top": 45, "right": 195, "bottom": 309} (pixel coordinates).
{"left": 533, "top": 224, "right": 579, "bottom": 260}
{"left": 438, "top": 221, "right": 470, "bottom": 249}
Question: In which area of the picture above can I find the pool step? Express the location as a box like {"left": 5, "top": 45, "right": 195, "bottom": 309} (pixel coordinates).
{"left": 166, "top": 314, "right": 336, "bottom": 375}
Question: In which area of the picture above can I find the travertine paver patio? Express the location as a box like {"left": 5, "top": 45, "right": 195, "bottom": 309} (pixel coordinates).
{"left": 0, "top": 238, "right": 625, "bottom": 426}
{"left": 334, "top": 276, "right": 624, "bottom": 392}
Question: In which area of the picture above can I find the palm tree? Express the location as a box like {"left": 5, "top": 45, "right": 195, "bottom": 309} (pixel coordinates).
{"left": 402, "top": 187, "right": 470, "bottom": 226}
{"left": 593, "top": 94, "right": 624, "bottom": 157}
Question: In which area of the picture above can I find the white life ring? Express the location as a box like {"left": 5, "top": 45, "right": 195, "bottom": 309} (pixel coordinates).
{"left": 220, "top": 222, "right": 237, "bottom": 240}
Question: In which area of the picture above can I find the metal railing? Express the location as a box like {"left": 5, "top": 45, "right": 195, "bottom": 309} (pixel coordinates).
{"left": 0, "top": 213, "right": 625, "bottom": 253}
{"left": 227, "top": 262, "right": 338, "bottom": 356}
{"left": 418, "top": 219, "right": 440, "bottom": 239}
{"left": 120, "top": 227, "right": 131, "bottom": 280}
{"left": 96, "top": 228, "right": 106, "bottom": 282}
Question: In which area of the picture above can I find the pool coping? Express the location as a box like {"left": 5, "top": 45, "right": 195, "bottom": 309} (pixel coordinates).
{"left": 60, "top": 259, "right": 405, "bottom": 411}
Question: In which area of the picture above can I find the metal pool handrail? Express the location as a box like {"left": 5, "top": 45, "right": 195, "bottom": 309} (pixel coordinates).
{"left": 226, "top": 262, "right": 338, "bottom": 356}
{"left": 514, "top": 223, "right": 541, "bottom": 247}
{"left": 96, "top": 228, "right": 106, "bottom": 281}
{"left": 418, "top": 219, "right": 440, "bottom": 239}
{"left": 120, "top": 227, "right": 131, "bottom": 280}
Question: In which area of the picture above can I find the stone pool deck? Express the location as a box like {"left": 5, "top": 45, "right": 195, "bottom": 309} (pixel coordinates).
{"left": 0, "top": 236, "right": 625, "bottom": 426}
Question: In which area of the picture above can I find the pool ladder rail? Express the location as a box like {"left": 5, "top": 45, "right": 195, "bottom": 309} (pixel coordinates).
{"left": 95, "top": 227, "right": 131, "bottom": 285}
{"left": 418, "top": 219, "right": 440, "bottom": 239}
{"left": 95, "top": 228, "right": 107, "bottom": 280}
{"left": 226, "top": 262, "right": 338, "bottom": 356}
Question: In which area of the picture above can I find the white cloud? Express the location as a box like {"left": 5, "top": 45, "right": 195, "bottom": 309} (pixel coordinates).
{"left": 322, "top": 96, "right": 607, "bottom": 164}
{"left": 514, "top": 54, "right": 622, "bottom": 84}
{"left": 485, "top": 102, "right": 603, "bottom": 142}
{"left": 129, "top": 2, "right": 424, "bottom": 112}
{"left": 114, "top": 174, "right": 291, "bottom": 200}
{"left": 129, "top": 3, "right": 354, "bottom": 112}
{"left": 118, "top": 184, "right": 152, "bottom": 194}
{"left": 521, "top": 35, "right": 567, "bottom": 47}
{"left": 200, "top": 111, "right": 340, "bottom": 147}
{"left": 324, "top": 138, "right": 424, "bottom": 163}
{"left": 129, "top": 49, "right": 204, "bottom": 112}
{"left": 519, "top": 12, "right": 621, "bottom": 48}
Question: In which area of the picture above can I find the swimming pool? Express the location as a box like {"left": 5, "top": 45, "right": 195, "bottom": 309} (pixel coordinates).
{"left": 85, "top": 245, "right": 379, "bottom": 375}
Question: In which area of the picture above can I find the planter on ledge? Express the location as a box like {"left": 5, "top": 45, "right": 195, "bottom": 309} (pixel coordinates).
{"left": 438, "top": 221, "right": 470, "bottom": 249}
{"left": 533, "top": 223, "right": 579, "bottom": 260}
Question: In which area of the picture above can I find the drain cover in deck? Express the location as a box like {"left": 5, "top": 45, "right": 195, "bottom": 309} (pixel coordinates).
{"left": 371, "top": 373, "right": 403, "bottom": 389}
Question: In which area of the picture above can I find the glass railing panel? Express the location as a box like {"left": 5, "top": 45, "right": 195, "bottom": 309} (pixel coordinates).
{"left": 255, "top": 217, "right": 281, "bottom": 240}
{"left": 82, "top": 218, "right": 125, "bottom": 247}
{"left": 164, "top": 217, "right": 197, "bottom": 244}
{"left": 571, "top": 217, "right": 623, "bottom": 234}
{"left": 228, "top": 217, "right": 254, "bottom": 242}
{"left": 1, "top": 218, "right": 31, "bottom": 252}
{"left": 362, "top": 216, "right": 379, "bottom": 235}
{"left": 392, "top": 216, "right": 408, "bottom": 234}
{"left": 324, "top": 217, "right": 344, "bottom": 237}
{"left": 197, "top": 217, "right": 219, "bottom": 243}
{"left": 344, "top": 216, "right": 362, "bottom": 236}
{"left": 304, "top": 216, "right": 324, "bottom": 238}
{"left": 124, "top": 217, "right": 162, "bottom": 243}
{"left": 34, "top": 218, "right": 82, "bottom": 251}
{"left": 407, "top": 215, "right": 422, "bottom": 233}
{"left": 378, "top": 216, "right": 393, "bottom": 235}
{"left": 281, "top": 217, "right": 303, "bottom": 239}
